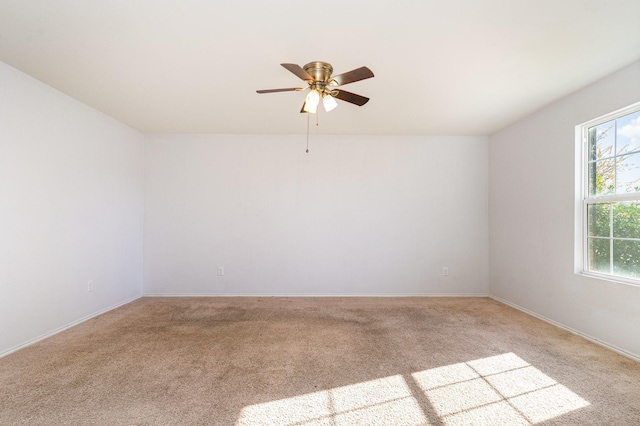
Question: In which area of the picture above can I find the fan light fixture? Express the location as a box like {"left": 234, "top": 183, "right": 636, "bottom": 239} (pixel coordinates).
{"left": 303, "top": 90, "right": 338, "bottom": 113}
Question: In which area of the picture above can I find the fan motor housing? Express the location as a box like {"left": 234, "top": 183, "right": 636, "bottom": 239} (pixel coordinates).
{"left": 303, "top": 61, "right": 333, "bottom": 83}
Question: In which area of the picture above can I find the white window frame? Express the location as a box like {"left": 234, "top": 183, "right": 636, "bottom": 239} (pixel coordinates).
{"left": 575, "top": 101, "right": 640, "bottom": 286}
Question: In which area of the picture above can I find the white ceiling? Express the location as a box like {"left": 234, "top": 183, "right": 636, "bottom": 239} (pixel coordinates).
{"left": 1, "top": 0, "right": 639, "bottom": 135}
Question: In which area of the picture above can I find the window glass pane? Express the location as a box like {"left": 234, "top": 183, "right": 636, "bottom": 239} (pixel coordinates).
{"left": 615, "top": 153, "right": 640, "bottom": 194}
{"left": 588, "top": 120, "right": 615, "bottom": 161}
{"left": 588, "top": 158, "right": 615, "bottom": 195}
{"left": 616, "top": 110, "right": 640, "bottom": 156}
{"left": 588, "top": 161, "right": 596, "bottom": 195}
{"left": 587, "top": 203, "right": 610, "bottom": 237}
{"left": 613, "top": 239, "right": 640, "bottom": 279}
{"left": 588, "top": 238, "right": 610, "bottom": 274}
{"left": 612, "top": 201, "right": 640, "bottom": 239}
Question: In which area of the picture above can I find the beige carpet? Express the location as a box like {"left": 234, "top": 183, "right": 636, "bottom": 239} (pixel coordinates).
{"left": 1, "top": 297, "right": 639, "bottom": 425}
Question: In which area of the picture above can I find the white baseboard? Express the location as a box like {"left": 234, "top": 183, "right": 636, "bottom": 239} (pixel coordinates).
{"left": 142, "top": 293, "right": 490, "bottom": 298}
{"left": 0, "top": 295, "right": 142, "bottom": 359}
{"left": 490, "top": 295, "right": 640, "bottom": 363}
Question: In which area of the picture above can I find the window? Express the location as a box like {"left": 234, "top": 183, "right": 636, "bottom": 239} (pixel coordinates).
{"left": 578, "top": 102, "right": 640, "bottom": 283}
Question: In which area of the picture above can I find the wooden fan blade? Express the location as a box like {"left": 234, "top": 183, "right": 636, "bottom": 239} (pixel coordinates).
{"left": 281, "top": 63, "right": 314, "bottom": 82}
{"left": 331, "top": 66, "right": 374, "bottom": 86}
{"left": 256, "top": 87, "right": 303, "bottom": 94}
{"left": 333, "top": 89, "right": 369, "bottom": 106}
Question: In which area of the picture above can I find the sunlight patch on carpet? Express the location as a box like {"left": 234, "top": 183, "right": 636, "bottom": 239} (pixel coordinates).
{"left": 236, "top": 375, "right": 427, "bottom": 426}
{"left": 237, "top": 353, "right": 589, "bottom": 425}
{"left": 412, "top": 352, "right": 590, "bottom": 425}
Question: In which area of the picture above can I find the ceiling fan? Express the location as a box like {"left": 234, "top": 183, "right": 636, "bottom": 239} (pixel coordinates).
{"left": 256, "top": 62, "right": 374, "bottom": 114}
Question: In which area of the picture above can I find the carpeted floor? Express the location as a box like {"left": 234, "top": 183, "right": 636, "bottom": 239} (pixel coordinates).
{"left": 1, "top": 297, "right": 639, "bottom": 425}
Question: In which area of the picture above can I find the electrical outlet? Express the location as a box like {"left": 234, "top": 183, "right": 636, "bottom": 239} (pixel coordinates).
{"left": 442, "top": 267, "right": 449, "bottom": 276}
{"left": 217, "top": 266, "right": 224, "bottom": 276}
{"left": 87, "top": 280, "right": 94, "bottom": 292}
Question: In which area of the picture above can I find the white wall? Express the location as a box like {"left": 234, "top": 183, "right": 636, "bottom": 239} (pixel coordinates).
{"left": 144, "top": 134, "right": 489, "bottom": 296}
{"left": 489, "top": 60, "right": 640, "bottom": 359}
{"left": 0, "top": 62, "right": 145, "bottom": 356}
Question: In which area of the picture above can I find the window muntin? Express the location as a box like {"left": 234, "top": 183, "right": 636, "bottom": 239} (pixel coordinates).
{"left": 581, "top": 104, "right": 640, "bottom": 283}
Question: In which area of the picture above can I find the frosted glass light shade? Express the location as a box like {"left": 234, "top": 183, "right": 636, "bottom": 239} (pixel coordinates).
{"left": 303, "top": 89, "right": 320, "bottom": 113}
{"left": 323, "top": 94, "right": 338, "bottom": 112}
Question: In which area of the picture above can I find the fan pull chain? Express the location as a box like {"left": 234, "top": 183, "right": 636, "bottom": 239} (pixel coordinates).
{"left": 306, "top": 112, "right": 310, "bottom": 153}
{"left": 305, "top": 112, "right": 319, "bottom": 154}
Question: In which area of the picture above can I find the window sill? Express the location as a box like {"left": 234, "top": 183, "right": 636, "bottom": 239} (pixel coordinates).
{"left": 578, "top": 271, "right": 640, "bottom": 288}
